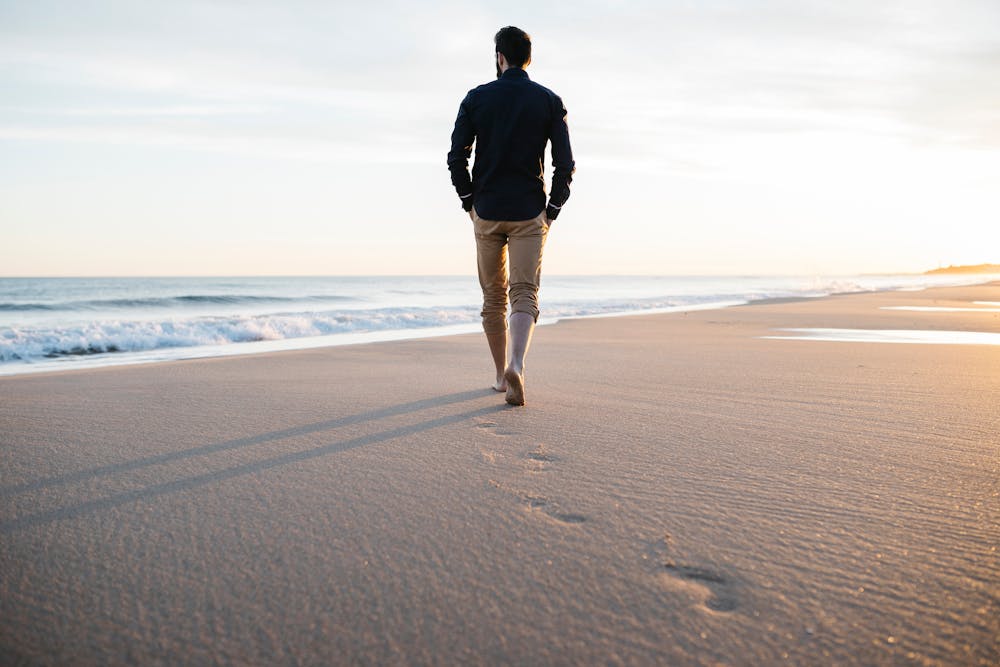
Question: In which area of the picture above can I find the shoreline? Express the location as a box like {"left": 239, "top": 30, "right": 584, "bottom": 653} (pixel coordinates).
{"left": 3, "top": 278, "right": 998, "bottom": 379}
{"left": 2, "top": 282, "right": 998, "bottom": 664}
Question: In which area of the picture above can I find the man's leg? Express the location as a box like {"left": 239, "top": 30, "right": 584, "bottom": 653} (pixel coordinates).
{"left": 473, "top": 214, "right": 510, "bottom": 391}
{"left": 502, "top": 312, "right": 534, "bottom": 404}
{"left": 486, "top": 331, "right": 507, "bottom": 392}
{"left": 503, "top": 213, "right": 548, "bottom": 406}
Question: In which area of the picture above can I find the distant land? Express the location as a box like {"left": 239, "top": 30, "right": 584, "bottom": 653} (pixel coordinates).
{"left": 925, "top": 263, "right": 1000, "bottom": 275}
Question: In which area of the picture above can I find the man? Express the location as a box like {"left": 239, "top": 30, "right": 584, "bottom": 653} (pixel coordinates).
{"left": 447, "top": 26, "right": 575, "bottom": 406}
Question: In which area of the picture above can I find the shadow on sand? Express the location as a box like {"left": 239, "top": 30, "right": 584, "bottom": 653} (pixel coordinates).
{"left": 1, "top": 388, "right": 505, "bottom": 534}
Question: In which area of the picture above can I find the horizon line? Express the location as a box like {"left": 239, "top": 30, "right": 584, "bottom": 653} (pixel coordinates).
{"left": 0, "top": 271, "right": 949, "bottom": 279}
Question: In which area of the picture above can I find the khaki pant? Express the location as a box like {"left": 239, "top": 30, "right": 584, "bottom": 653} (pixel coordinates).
{"left": 472, "top": 209, "right": 549, "bottom": 335}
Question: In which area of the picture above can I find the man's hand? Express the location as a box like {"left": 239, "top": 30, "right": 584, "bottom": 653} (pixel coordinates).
{"left": 468, "top": 210, "right": 475, "bottom": 222}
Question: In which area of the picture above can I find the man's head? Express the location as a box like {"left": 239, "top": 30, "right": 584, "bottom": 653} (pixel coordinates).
{"left": 494, "top": 26, "right": 531, "bottom": 77}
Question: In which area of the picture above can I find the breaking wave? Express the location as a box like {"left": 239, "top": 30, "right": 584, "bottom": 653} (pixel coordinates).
{"left": 0, "top": 306, "right": 481, "bottom": 362}
{"left": 2, "top": 273, "right": 993, "bottom": 370}
{"left": 0, "top": 293, "right": 360, "bottom": 312}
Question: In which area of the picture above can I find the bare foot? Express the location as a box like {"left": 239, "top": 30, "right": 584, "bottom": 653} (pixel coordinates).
{"left": 503, "top": 367, "right": 525, "bottom": 406}
{"left": 491, "top": 377, "right": 508, "bottom": 392}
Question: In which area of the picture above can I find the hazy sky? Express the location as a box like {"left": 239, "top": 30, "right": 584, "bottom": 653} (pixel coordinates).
{"left": 1, "top": 0, "right": 998, "bottom": 276}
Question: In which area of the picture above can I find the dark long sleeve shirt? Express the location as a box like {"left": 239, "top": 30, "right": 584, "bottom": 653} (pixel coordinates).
{"left": 447, "top": 68, "right": 575, "bottom": 220}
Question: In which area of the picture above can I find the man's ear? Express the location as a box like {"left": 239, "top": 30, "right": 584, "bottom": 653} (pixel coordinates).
{"left": 497, "top": 52, "right": 506, "bottom": 69}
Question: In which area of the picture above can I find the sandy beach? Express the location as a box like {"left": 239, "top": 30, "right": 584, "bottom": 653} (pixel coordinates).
{"left": 2, "top": 282, "right": 997, "bottom": 665}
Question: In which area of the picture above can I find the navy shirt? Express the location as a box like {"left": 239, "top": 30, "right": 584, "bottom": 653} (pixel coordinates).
{"left": 448, "top": 68, "right": 575, "bottom": 220}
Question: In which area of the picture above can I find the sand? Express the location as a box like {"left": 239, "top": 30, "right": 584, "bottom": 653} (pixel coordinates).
{"left": 1, "top": 283, "right": 998, "bottom": 666}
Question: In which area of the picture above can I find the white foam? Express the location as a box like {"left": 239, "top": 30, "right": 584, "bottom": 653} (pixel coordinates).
{"left": 3, "top": 273, "right": 997, "bottom": 376}
{"left": 552, "top": 300, "right": 748, "bottom": 321}
{"left": 0, "top": 299, "right": 753, "bottom": 367}
{"left": 0, "top": 322, "right": 487, "bottom": 376}
{"left": 763, "top": 328, "right": 1000, "bottom": 345}
{"left": 0, "top": 308, "right": 483, "bottom": 364}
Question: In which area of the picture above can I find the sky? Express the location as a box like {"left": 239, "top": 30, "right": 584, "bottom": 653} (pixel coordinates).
{"left": 1, "top": 0, "right": 998, "bottom": 276}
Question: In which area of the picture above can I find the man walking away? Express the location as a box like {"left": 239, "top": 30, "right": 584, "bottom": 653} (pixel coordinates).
{"left": 447, "top": 26, "right": 575, "bottom": 406}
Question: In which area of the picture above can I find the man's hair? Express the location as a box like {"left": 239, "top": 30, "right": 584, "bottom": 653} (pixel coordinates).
{"left": 494, "top": 26, "right": 531, "bottom": 68}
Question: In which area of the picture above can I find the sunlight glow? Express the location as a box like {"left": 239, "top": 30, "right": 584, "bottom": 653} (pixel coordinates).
{"left": 763, "top": 329, "right": 1000, "bottom": 346}
{"left": 2, "top": 1, "right": 999, "bottom": 276}
{"left": 881, "top": 306, "right": 1000, "bottom": 313}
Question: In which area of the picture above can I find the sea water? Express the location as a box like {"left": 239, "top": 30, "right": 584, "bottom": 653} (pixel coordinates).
{"left": 0, "top": 274, "right": 992, "bottom": 376}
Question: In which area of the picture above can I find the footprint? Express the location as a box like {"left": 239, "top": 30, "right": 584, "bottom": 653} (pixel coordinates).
{"left": 476, "top": 421, "right": 518, "bottom": 438}
{"left": 669, "top": 565, "right": 725, "bottom": 584}
{"left": 524, "top": 495, "right": 549, "bottom": 509}
{"left": 660, "top": 564, "right": 738, "bottom": 613}
{"left": 523, "top": 446, "right": 557, "bottom": 474}
{"left": 520, "top": 493, "right": 586, "bottom": 525}
{"left": 500, "top": 485, "right": 587, "bottom": 525}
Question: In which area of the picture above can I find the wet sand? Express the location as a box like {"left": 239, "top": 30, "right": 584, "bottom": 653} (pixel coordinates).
{"left": 2, "top": 283, "right": 998, "bottom": 665}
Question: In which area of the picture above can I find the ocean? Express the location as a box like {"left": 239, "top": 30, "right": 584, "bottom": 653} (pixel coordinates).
{"left": 0, "top": 274, "right": 990, "bottom": 376}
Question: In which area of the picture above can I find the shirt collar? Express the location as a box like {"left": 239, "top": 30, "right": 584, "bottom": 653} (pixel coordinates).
{"left": 501, "top": 68, "right": 529, "bottom": 80}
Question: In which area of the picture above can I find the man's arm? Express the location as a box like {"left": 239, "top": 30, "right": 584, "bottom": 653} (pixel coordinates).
{"left": 447, "top": 93, "right": 475, "bottom": 212}
{"left": 546, "top": 94, "right": 575, "bottom": 221}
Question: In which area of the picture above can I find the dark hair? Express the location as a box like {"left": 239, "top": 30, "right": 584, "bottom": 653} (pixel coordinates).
{"left": 494, "top": 26, "right": 531, "bottom": 68}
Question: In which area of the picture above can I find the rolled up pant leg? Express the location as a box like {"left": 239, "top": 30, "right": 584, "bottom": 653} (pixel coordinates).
{"left": 506, "top": 212, "right": 548, "bottom": 322}
{"left": 474, "top": 212, "right": 509, "bottom": 335}
{"left": 474, "top": 210, "right": 548, "bottom": 333}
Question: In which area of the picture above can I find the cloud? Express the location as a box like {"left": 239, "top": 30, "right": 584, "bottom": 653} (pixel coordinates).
{"left": 0, "top": 121, "right": 440, "bottom": 166}
{"left": 1, "top": 0, "right": 998, "bottom": 169}
{"left": 0, "top": 104, "right": 271, "bottom": 117}
{"left": 541, "top": 0, "right": 1000, "bottom": 150}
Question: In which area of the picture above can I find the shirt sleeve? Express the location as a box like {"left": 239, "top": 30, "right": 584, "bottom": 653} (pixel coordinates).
{"left": 546, "top": 94, "right": 575, "bottom": 220}
{"left": 447, "top": 93, "right": 475, "bottom": 212}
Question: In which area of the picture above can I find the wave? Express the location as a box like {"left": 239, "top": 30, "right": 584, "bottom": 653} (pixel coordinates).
{"left": 0, "top": 293, "right": 362, "bottom": 312}
{"left": 2, "top": 274, "right": 991, "bottom": 367}
{"left": 1, "top": 296, "right": 727, "bottom": 363}
{"left": 0, "top": 303, "right": 60, "bottom": 311}
{"left": 0, "top": 306, "right": 482, "bottom": 362}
